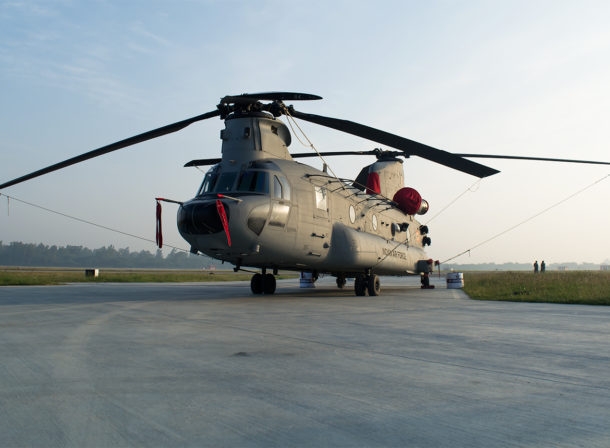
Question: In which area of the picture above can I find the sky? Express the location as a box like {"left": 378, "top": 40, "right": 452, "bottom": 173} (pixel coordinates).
{"left": 1, "top": 0, "right": 609, "bottom": 265}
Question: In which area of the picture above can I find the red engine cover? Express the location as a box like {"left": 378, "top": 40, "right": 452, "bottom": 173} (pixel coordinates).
{"left": 393, "top": 187, "right": 422, "bottom": 215}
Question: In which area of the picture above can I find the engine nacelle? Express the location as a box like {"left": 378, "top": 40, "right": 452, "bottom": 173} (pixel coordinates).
{"left": 393, "top": 187, "right": 429, "bottom": 215}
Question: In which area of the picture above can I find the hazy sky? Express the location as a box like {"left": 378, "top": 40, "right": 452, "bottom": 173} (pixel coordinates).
{"left": 1, "top": 0, "right": 609, "bottom": 265}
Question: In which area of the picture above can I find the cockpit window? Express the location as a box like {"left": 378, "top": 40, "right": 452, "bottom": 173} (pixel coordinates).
{"left": 215, "top": 172, "right": 238, "bottom": 192}
{"left": 198, "top": 168, "right": 219, "bottom": 195}
{"left": 197, "top": 168, "right": 237, "bottom": 195}
{"left": 273, "top": 175, "right": 291, "bottom": 200}
{"left": 236, "top": 170, "right": 269, "bottom": 194}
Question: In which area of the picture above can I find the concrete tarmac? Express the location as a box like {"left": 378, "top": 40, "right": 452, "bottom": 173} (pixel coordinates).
{"left": 1, "top": 275, "right": 609, "bottom": 447}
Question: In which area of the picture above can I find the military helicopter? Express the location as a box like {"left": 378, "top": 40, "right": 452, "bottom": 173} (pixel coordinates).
{"left": 1, "top": 92, "right": 609, "bottom": 295}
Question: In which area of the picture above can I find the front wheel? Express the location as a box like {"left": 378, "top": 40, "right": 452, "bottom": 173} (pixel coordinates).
{"left": 336, "top": 276, "right": 346, "bottom": 289}
{"left": 251, "top": 273, "right": 263, "bottom": 294}
{"left": 263, "top": 273, "right": 276, "bottom": 294}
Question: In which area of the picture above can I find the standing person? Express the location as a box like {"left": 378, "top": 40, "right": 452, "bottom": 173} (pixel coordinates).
{"left": 541, "top": 260, "right": 546, "bottom": 273}
{"left": 534, "top": 260, "right": 539, "bottom": 273}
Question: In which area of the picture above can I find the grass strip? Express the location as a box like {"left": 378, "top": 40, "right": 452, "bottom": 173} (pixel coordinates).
{"left": 462, "top": 271, "right": 610, "bottom": 305}
{"left": 0, "top": 268, "right": 296, "bottom": 286}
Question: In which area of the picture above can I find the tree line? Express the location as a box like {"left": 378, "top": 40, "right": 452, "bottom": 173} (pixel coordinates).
{"left": 0, "top": 241, "right": 217, "bottom": 269}
{"left": 2, "top": 241, "right": 604, "bottom": 271}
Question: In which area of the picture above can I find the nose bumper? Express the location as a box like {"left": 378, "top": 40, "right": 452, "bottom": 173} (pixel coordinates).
{"left": 177, "top": 200, "right": 230, "bottom": 235}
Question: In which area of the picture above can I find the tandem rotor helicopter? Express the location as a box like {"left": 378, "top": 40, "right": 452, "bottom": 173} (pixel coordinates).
{"left": 2, "top": 92, "right": 609, "bottom": 295}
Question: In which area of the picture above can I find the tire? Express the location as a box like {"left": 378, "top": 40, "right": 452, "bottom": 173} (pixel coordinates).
{"left": 250, "top": 273, "right": 263, "bottom": 294}
{"left": 336, "top": 276, "right": 346, "bottom": 289}
{"left": 367, "top": 274, "right": 381, "bottom": 296}
{"left": 354, "top": 275, "right": 367, "bottom": 296}
{"left": 263, "top": 273, "right": 276, "bottom": 294}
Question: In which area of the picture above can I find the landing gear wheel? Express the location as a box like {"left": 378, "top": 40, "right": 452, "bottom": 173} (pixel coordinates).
{"left": 250, "top": 273, "right": 263, "bottom": 294}
{"left": 336, "top": 276, "right": 346, "bottom": 289}
{"left": 354, "top": 275, "right": 367, "bottom": 296}
{"left": 367, "top": 274, "right": 381, "bottom": 296}
{"left": 263, "top": 273, "right": 276, "bottom": 294}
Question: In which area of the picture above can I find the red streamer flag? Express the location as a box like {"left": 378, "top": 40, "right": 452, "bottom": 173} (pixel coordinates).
{"left": 216, "top": 199, "right": 231, "bottom": 247}
{"left": 155, "top": 200, "right": 163, "bottom": 248}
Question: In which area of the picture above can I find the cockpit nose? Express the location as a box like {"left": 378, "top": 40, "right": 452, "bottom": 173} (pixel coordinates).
{"left": 177, "top": 200, "right": 230, "bottom": 235}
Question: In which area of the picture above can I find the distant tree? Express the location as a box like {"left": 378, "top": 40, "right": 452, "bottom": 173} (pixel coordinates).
{"left": 0, "top": 241, "right": 217, "bottom": 269}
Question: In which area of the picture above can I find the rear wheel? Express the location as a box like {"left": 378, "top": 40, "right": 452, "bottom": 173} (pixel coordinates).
{"left": 354, "top": 275, "right": 367, "bottom": 296}
{"left": 367, "top": 274, "right": 381, "bottom": 296}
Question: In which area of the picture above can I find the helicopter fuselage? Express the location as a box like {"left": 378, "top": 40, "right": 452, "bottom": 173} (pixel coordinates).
{"left": 176, "top": 113, "right": 432, "bottom": 287}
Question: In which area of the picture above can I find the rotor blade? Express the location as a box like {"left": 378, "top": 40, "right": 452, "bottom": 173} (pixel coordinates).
{"left": 184, "top": 158, "right": 222, "bottom": 167}
{"left": 0, "top": 109, "right": 221, "bottom": 190}
{"left": 184, "top": 150, "right": 376, "bottom": 168}
{"left": 291, "top": 150, "right": 378, "bottom": 159}
{"left": 186, "top": 151, "right": 375, "bottom": 166}
{"left": 455, "top": 154, "right": 610, "bottom": 165}
{"left": 186, "top": 151, "right": 365, "bottom": 166}
{"left": 221, "top": 92, "right": 322, "bottom": 103}
{"left": 289, "top": 108, "right": 499, "bottom": 178}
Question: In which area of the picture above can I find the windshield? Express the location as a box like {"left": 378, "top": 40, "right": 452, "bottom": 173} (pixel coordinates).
{"left": 197, "top": 166, "right": 236, "bottom": 194}
{"left": 236, "top": 171, "right": 269, "bottom": 194}
{"left": 197, "top": 168, "right": 271, "bottom": 196}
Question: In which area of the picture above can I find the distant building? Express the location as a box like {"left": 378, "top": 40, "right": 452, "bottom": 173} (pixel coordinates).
{"left": 601, "top": 265, "right": 609, "bottom": 271}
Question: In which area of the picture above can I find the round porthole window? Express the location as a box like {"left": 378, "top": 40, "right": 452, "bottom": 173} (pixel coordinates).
{"left": 349, "top": 205, "right": 356, "bottom": 223}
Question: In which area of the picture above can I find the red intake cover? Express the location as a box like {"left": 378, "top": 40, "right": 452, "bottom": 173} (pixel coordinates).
{"left": 366, "top": 172, "right": 381, "bottom": 195}
{"left": 393, "top": 187, "right": 422, "bottom": 215}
